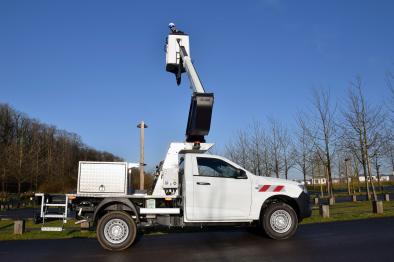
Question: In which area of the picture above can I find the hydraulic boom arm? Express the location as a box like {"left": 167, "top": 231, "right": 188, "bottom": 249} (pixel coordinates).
{"left": 165, "top": 23, "right": 214, "bottom": 142}
{"left": 178, "top": 44, "right": 205, "bottom": 93}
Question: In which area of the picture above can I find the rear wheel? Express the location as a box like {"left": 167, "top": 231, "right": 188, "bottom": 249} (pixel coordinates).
{"left": 97, "top": 211, "right": 137, "bottom": 251}
{"left": 261, "top": 202, "right": 298, "bottom": 239}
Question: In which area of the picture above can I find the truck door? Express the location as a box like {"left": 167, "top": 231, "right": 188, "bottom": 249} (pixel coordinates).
{"left": 191, "top": 156, "right": 252, "bottom": 220}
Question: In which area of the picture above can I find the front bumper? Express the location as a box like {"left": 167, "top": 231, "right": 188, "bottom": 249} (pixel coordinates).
{"left": 295, "top": 192, "right": 312, "bottom": 221}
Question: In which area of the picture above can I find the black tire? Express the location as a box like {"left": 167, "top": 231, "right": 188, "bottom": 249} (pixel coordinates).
{"left": 261, "top": 202, "right": 298, "bottom": 240}
{"left": 97, "top": 211, "right": 137, "bottom": 251}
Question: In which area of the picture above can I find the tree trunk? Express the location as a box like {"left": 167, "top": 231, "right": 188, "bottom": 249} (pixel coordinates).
{"left": 275, "top": 159, "right": 279, "bottom": 178}
{"left": 366, "top": 155, "right": 377, "bottom": 201}
{"left": 35, "top": 150, "right": 39, "bottom": 191}
{"left": 361, "top": 149, "right": 370, "bottom": 200}
{"left": 345, "top": 161, "right": 351, "bottom": 196}
{"left": 351, "top": 176, "right": 356, "bottom": 194}
{"left": 284, "top": 157, "right": 288, "bottom": 180}
{"left": 324, "top": 139, "right": 334, "bottom": 197}
{"left": 312, "top": 161, "right": 316, "bottom": 191}
{"left": 364, "top": 173, "right": 370, "bottom": 200}
{"left": 2, "top": 167, "right": 5, "bottom": 194}
{"left": 18, "top": 142, "right": 23, "bottom": 201}
{"left": 320, "top": 184, "right": 324, "bottom": 198}
{"left": 17, "top": 180, "right": 21, "bottom": 196}
{"left": 375, "top": 158, "right": 383, "bottom": 193}
{"left": 325, "top": 165, "right": 331, "bottom": 195}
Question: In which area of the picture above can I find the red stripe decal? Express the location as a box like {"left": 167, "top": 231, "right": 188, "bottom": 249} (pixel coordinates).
{"left": 273, "top": 185, "right": 284, "bottom": 192}
{"left": 259, "top": 185, "right": 270, "bottom": 192}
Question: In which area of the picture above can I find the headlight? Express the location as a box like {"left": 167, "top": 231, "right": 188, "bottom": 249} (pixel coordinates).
{"left": 298, "top": 184, "right": 308, "bottom": 194}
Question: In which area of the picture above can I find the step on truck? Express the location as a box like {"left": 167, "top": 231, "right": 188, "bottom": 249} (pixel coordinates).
{"left": 35, "top": 24, "right": 311, "bottom": 251}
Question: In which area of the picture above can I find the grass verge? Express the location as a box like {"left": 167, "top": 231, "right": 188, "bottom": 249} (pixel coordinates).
{"left": 0, "top": 219, "right": 96, "bottom": 241}
{"left": 301, "top": 200, "right": 394, "bottom": 224}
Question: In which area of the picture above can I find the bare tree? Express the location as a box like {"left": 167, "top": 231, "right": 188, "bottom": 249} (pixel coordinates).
{"left": 383, "top": 70, "right": 394, "bottom": 174}
{"left": 373, "top": 153, "right": 384, "bottom": 193}
{"left": 11, "top": 112, "right": 30, "bottom": 197}
{"left": 280, "top": 125, "right": 296, "bottom": 180}
{"left": 336, "top": 150, "right": 352, "bottom": 196}
{"left": 225, "top": 130, "right": 250, "bottom": 171}
{"left": 342, "top": 77, "right": 385, "bottom": 201}
{"left": 268, "top": 119, "right": 283, "bottom": 178}
{"left": 382, "top": 129, "right": 394, "bottom": 175}
{"left": 249, "top": 121, "right": 266, "bottom": 176}
{"left": 310, "top": 151, "right": 326, "bottom": 197}
{"left": 226, "top": 119, "right": 297, "bottom": 178}
{"left": 306, "top": 89, "right": 337, "bottom": 197}
{"left": 386, "top": 70, "right": 394, "bottom": 117}
{"left": 295, "top": 113, "right": 313, "bottom": 185}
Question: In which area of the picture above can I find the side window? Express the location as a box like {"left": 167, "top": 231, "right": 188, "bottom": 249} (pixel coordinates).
{"left": 179, "top": 157, "right": 185, "bottom": 176}
{"left": 196, "top": 157, "right": 240, "bottom": 178}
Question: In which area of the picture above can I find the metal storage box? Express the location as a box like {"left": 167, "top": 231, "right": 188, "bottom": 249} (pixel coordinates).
{"left": 77, "top": 162, "right": 128, "bottom": 195}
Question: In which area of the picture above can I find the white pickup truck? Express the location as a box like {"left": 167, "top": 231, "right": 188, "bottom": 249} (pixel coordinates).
{"left": 36, "top": 142, "right": 311, "bottom": 251}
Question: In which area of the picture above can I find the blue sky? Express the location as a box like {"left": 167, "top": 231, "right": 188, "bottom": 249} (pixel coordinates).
{"left": 1, "top": 1, "right": 394, "bottom": 175}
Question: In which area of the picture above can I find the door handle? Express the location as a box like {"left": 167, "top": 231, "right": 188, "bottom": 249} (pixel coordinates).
{"left": 196, "top": 182, "right": 210, "bottom": 185}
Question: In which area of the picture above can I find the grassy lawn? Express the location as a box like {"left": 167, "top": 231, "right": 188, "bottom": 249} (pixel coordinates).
{"left": 1, "top": 201, "right": 394, "bottom": 241}
{"left": 301, "top": 200, "right": 394, "bottom": 224}
{"left": 0, "top": 219, "right": 96, "bottom": 241}
{"left": 306, "top": 182, "right": 394, "bottom": 197}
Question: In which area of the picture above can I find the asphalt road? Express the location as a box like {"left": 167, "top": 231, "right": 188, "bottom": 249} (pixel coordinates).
{"left": 1, "top": 217, "right": 393, "bottom": 262}
{"left": 0, "top": 208, "right": 37, "bottom": 220}
{"left": 0, "top": 207, "right": 76, "bottom": 220}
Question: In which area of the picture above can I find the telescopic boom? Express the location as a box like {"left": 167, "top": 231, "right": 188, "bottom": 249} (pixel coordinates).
{"left": 165, "top": 23, "right": 214, "bottom": 143}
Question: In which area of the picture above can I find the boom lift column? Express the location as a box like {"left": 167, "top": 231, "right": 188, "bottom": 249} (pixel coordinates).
{"left": 165, "top": 23, "right": 214, "bottom": 143}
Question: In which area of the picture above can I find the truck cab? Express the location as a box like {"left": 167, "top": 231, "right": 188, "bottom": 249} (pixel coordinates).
{"left": 180, "top": 153, "right": 310, "bottom": 223}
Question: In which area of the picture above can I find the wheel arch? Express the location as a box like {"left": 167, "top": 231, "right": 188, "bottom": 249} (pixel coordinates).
{"left": 93, "top": 198, "right": 139, "bottom": 225}
{"left": 260, "top": 195, "right": 300, "bottom": 221}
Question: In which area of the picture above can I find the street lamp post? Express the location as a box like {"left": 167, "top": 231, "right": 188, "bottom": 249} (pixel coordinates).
{"left": 137, "top": 121, "right": 148, "bottom": 192}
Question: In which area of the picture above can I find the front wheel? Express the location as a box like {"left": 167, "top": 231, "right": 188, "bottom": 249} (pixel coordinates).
{"left": 97, "top": 211, "right": 137, "bottom": 251}
{"left": 261, "top": 202, "right": 298, "bottom": 239}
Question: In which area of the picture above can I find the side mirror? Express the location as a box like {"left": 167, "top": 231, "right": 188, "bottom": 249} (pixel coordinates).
{"left": 236, "top": 169, "right": 247, "bottom": 179}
